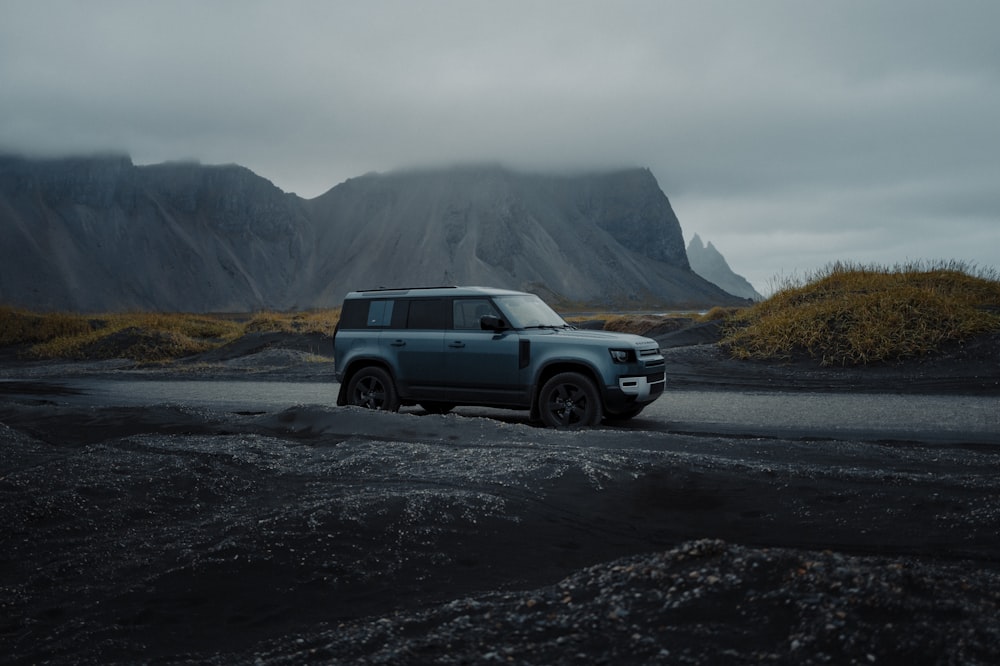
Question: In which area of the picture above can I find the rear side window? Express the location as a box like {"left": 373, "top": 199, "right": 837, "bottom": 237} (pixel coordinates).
{"left": 338, "top": 299, "right": 394, "bottom": 329}
{"left": 339, "top": 299, "right": 367, "bottom": 329}
{"left": 366, "top": 300, "right": 394, "bottom": 327}
{"left": 340, "top": 297, "right": 448, "bottom": 329}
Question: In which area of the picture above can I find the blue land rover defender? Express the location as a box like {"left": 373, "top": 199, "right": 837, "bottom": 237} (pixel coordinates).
{"left": 333, "top": 286, "right": 665, "bottom": 427}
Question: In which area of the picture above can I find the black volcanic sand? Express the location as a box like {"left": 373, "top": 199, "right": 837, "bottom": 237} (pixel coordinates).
{"left": 2, "top": 331, "right": 1000, "bottom": 664}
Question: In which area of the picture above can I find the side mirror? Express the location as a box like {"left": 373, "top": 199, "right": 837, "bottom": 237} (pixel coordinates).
{"left": 480, "top": 314, "right": 506, "bottom": 331}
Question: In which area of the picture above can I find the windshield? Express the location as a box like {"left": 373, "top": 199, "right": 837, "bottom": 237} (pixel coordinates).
{"left": 493, "top": 294, "right": 569, "bottom": 329}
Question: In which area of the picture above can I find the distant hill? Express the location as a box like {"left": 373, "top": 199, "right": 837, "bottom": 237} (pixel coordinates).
{"left": 0, "top": 154, "right": 746, "bottom": 312}
{"left": 687, "top": 234, "right": 763, "bottom": 301}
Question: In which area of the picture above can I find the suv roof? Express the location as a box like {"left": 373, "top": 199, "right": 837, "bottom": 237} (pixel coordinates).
{"left": 345, "top": 286, "right": 528, "bottom": 299}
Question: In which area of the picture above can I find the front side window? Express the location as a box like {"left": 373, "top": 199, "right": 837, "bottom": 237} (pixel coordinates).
{"left": 452, "top": 298, "right": 500, "bottom": 329}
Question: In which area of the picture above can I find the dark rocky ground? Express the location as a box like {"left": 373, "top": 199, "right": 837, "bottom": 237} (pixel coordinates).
{"left": 2, "top": 328, "right": 999, "bottom": 664}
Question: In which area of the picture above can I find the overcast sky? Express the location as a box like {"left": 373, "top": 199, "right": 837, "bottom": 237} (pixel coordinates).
{"left": 2, "top": 0, "right": 998, "bottom": 293}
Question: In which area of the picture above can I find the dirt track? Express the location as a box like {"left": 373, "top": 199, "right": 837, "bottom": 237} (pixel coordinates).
{"left": 2, "top": 335, "right": 1000, "bottom": 664}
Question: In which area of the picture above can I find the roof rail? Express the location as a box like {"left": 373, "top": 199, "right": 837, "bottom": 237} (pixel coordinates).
{"left": 356, "top": 285, "right": 457, "bottom": 293}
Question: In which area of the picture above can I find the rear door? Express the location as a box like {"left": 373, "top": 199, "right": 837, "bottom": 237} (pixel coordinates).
{"left": 383, "top": 298, "right": 447, "bottom": 398}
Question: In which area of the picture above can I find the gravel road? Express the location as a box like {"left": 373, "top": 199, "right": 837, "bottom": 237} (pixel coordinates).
{"left": 4, "top": 372, "right": 998, "bottom": 446}
{"left": 2, "top": 335, "right": 999, "bottom": 664}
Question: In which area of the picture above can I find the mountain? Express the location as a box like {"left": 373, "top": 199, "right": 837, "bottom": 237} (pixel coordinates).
{"left": 0, "top": 154, "right": 746, "bottom": 312}
{"left": 303, "top": 165, "right": 740, "bottom": 309}
{"left": 0, "top": 154, "right": 313, "bottom": 311}
{"left": 686, "top": 234, "right": 762, "bottom": 301}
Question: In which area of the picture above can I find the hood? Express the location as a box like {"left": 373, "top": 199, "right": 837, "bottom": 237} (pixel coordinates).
{"left": 523, "top": 327, "right": 658, "bottom": 348}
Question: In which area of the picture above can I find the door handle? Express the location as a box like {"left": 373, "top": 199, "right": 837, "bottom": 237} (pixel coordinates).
{"left": 390, "top": 340, "right": 406, "bottom": 347}
{"left": 448, "top": 341, "right": 466, "bottom": 348}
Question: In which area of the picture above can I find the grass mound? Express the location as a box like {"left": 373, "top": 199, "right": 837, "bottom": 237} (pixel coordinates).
{"left": 21, "top": 312, "right": 245, "bottom": 361}
{"left": 601, "top": 314, "right": 669, "bottom": 335}
{"left": 244, "top": 309, "right": 340, "bottom": 336}
{"left": 722, "top": 261, "right": 1000, "bottom": 366}
{"left": 0, "top": 307, "right": 93, "bottom": 346}
{"left": 0, "top": 308, "right": 339, "bottom": 362}
{"left": 66, "top": 327, "right": 222, "bottom": 362}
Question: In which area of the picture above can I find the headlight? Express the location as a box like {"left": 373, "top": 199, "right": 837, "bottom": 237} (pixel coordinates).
{"left": 609, "top": 349, "right": 634, "bottom": 363}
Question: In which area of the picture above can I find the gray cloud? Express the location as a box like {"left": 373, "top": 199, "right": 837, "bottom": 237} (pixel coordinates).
{"left": 1, "top": 0, "right": 998, "bottom": 293}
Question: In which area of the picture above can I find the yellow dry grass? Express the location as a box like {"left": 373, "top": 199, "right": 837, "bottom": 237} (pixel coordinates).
{"left": 722, "top": 261, "right": 1000, "bottom": 366}
{"left": 244, "top": 308, "right": 341, "bottom": 336}
{"left": 0, "top": 306, "right": 92, "bottom": 346}
{"left": 0, "top": 307, "right": 341, "bottom": 362}
{"left": 700, "top": 306, "right": 742, "bottom": 322}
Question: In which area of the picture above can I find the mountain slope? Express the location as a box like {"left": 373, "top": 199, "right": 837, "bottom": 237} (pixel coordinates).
{"left": 0, "top": 155, "right": 744, "bottom": 311}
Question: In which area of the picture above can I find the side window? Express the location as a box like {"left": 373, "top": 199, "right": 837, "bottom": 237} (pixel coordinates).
{"left": 339, "top": 299, "right": 368, "bottom": 329}
{"left": 452, "top": 298, "right": 499, "bottom": 330}
{"left": 406, "top": 299, "right": 447, "bottom": 329}
{"left": 365, "top": 300, "right": 394, "bottom": 327}
{"left": 389, "top": 300, "right": 409, "bottom": 329}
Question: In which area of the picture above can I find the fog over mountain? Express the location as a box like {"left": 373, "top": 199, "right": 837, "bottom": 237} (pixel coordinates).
{"left": 0, "top": 154, "right": 746, "bottom": 312}
{"left": 687, "top": 234, "right": 763, "bottom": 301}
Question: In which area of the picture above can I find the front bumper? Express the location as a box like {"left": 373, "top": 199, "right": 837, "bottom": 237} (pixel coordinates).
{"left": 618, "top": 371, "right": 666, "bottom": 401}
{"left": 601, "top": 371, "right": 666, "bottom": 412}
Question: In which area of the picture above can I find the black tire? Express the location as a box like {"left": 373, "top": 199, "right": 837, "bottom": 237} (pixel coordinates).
{"left": 604, "top": 405, "right": 645, "bottom": 422}
{"left": 345, "top": 366, "right": 400, "bottom": 412}
{"left": 538, "top": 371, "right": 602, "bottom": 428}
{"left": 419, "top": 402, "right": 454, "bottom": 414}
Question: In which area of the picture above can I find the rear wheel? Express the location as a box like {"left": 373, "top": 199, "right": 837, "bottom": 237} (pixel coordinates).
{"left": 538, "top": 372, "right": 602, "bottom": 427}
{"left": 346, "top": 367, "right": 400, "bottom": 412}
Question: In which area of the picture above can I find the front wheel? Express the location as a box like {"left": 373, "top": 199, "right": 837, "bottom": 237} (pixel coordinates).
{"left": 346, "top": 367, "right": 400, "bottom": 412}
{"left": 538, "top": 372, "right": 602, "bottom": 428}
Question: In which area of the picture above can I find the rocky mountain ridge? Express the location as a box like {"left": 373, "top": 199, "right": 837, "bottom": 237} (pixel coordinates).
{"left": 687, "top": 233, "right": 763, "bottom": 301}
{"left": 0, "top": 154, "right": 747, "bottom": 312}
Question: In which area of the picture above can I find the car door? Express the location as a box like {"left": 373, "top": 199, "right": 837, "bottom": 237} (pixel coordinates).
{"left": 382, "top": 298, "right": 447, "bottom": 399}
{"left": 443, "top": 297, "right": 525, "bottom": 405}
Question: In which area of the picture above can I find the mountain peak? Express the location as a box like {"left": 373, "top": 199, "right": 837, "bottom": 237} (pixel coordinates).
{"left": 686, "top": 235, "right": 762, "bottom": 301}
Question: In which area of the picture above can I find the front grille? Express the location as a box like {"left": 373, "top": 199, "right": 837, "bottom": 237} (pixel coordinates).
{"left": 640, "top": 348, "right": 664, "bottom": 369}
